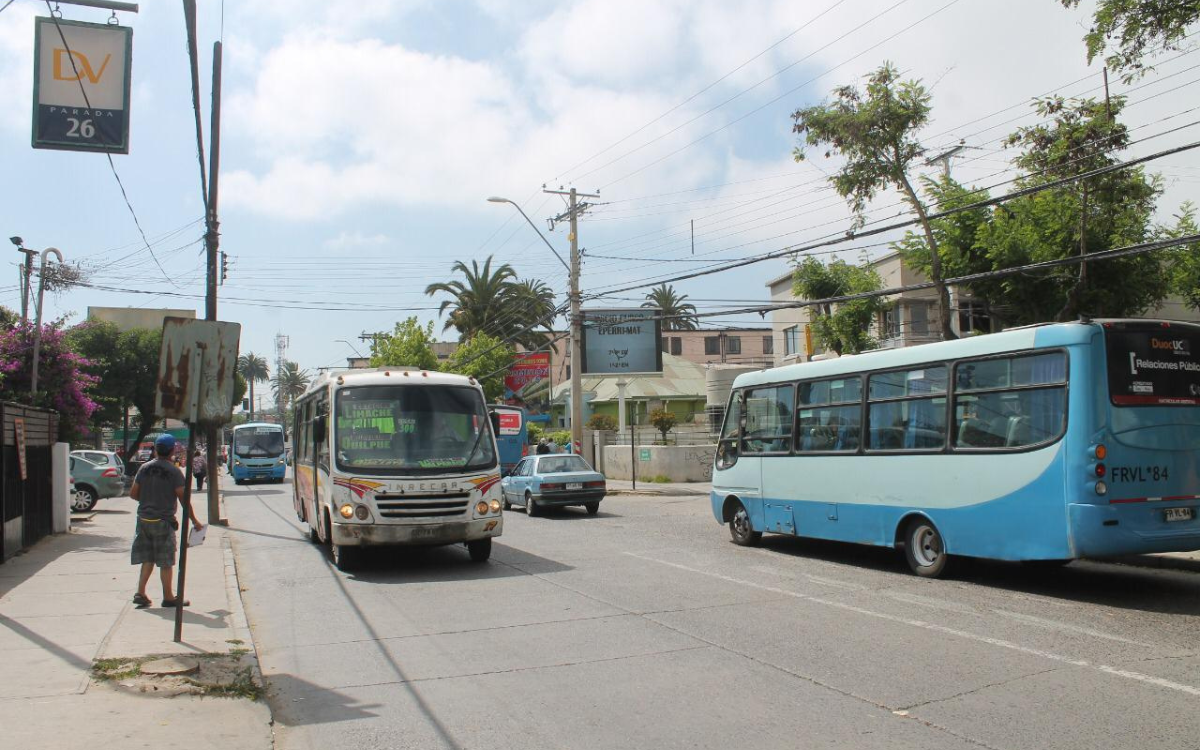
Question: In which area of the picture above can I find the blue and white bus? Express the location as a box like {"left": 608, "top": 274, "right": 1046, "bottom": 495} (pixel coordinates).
{"left": 230, "top": 422, "right": 288, "bottom": 484}
{"left": 712, "top": 319, "right": 1200, "bottom": 577}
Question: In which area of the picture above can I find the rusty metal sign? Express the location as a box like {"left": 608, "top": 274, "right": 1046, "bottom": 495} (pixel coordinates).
{"left": 156, "top": 318, "right": 241, "bottom": 426}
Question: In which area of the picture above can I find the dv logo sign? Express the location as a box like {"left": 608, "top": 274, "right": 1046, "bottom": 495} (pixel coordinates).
{"left": 32, "top": 17, "right": 132, "bottom": 153}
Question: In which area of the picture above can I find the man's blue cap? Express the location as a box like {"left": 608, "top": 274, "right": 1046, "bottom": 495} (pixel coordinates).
{"left": 155, "top": 434, "right": 176, "bottom": 451}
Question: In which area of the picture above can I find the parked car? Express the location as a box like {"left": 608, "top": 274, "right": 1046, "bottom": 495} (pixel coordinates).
{"left": 500, "top": 454, "right": 606, "bottom": 516}
{"left": 69, "top": 455, "right": 127, "bottom": 512}
{"left": 70, "top": 449, "right": 132, "bottom": 490}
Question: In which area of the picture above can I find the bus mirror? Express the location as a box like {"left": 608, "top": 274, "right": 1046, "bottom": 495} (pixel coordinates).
{"left": 313, "top": 415, "right": 327, "bottom": 444}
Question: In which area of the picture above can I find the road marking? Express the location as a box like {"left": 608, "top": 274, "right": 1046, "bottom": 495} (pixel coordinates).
{"left": 624, "top": 551, "right": 1200, "bottom": 699}
{"left": 989, "top": 610, "right": 1157, "bottom": 648}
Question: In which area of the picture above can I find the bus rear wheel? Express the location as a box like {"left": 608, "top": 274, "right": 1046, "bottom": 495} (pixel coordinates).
{"left": 904, "top": 519, "right": 948, "bottom": 578}
{"left": 728, "top": 501, "right": 761, "bottom": 547}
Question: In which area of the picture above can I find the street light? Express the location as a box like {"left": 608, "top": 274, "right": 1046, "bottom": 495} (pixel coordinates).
{"left": 30, "top": 247, "right": 63, "bottom": 398}
{"left": 488, "top": 195, "right": 581, "bottom": 454}
{"left": 487, "top": 197, "right": 570, "bottom": 273}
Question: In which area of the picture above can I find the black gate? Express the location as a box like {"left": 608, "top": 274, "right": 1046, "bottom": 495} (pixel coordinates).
{"left": 0, "top": 402, "right": 60, "bottom": 562}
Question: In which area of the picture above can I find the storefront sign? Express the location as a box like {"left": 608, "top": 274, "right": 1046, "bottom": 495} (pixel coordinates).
{"left": 581, "top": 308, "right": 663, "bottom": 375}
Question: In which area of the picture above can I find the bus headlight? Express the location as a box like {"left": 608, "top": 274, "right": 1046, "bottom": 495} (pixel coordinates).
{"left": 476, "top": 501, "right": 489, "bottom": 515}
{"left": 1095, "top": 481, "right": 1108, "bottom": 496}
{"left": 490, "top": 499, "right": 501, "bottom": 513}
{"left": 354, "top": 505, "right": 369, "bottom": 520}
{"left": 339, "top": 504, "right": 355, "bottom": 518}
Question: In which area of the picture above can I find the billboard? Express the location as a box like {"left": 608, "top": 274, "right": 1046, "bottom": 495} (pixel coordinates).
{"left": 32, "top": 17, "right": 133, "bottom": 153}
{"left": 581, "top": 308, "right": 663, "bottom": 375}
{"left": 504, "top": 352, "right": 551, "bottom": 420}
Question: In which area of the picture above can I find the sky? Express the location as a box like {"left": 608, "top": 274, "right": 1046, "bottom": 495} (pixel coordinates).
{"left": 1, "top": 0, "right": 1197, "bottom": 390}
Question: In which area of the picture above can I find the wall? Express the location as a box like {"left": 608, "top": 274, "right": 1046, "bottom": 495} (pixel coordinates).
{"left": 602, "top": 443, "right": 716, "bottom": 483}
{"left": 88, "top": 307, "right": 195, "bottom": 332}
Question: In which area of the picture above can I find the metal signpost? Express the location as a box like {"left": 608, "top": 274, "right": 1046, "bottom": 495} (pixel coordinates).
{"left": 32, "top": 15, "right": 133, "bottom": 153}
{"left": 154, "top": 318, "right": 240, "bottom": 642}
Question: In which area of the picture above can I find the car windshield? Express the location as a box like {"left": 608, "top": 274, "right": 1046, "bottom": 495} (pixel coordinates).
{"left": 335, "top": 385, "right": 496, "bottom": 474}
{"left": 235, "top": 427, "right": 285, "bottom": 457}
{"left": 538, "top": 455, "right": 591, "bottom": 474}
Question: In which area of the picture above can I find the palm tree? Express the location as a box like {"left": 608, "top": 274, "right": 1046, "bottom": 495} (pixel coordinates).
{"left": 643, "top": 283, "right": 698, "bottom": 331}
{"left": 237, "top": 353, "right": 270, "bottom": 420}
{"left": 425, "top": 256, "right": 517, "bottom": 340}
{"left": 508, "top": 278, "right": 558, "bottom": 349}
{"left": 272, "top": 360, "right": 311, "bottom": 413}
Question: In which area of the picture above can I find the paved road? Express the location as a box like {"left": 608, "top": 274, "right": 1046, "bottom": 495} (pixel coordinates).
{"left": 225, "top": 474, "right": 1200, "bottom": 750}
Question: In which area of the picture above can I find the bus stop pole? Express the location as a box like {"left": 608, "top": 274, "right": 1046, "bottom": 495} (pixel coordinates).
{"left": 173, "top": 347, "right": 204, "bottom": 643}
{"left": 630, "top": 423, "right": 636, "bottom": 491}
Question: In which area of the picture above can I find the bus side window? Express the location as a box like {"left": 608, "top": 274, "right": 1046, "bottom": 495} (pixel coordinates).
{"left": 742, "top": 385, "right": 794, "bottom": 454}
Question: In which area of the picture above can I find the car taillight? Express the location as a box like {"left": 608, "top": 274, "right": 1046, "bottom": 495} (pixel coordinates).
{"left": 541, "top": 483, "right": 563, "bottom": 491}
{"left": 101, "top": 468, "right": 120, "bottom": 477}
{"left": 585, "top": 481, "right": 606, "bottom": 488}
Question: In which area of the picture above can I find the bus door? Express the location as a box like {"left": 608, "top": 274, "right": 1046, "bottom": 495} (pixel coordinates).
{"left": 742, "top": 384, "right": 797, "bottom": 535}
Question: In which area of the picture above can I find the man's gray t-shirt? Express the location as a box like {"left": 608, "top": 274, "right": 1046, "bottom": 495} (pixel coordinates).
{"left": 134, "top": 458, "right": 184, "bottom": 521}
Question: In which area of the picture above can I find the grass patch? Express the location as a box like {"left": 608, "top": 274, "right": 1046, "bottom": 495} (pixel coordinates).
{"left": 92, "top": 656, "right": 150, "bottom": 682}
{"left": 651, "top": 475, "right": 673, "bottom": 483}
{"left": 225, "top": 639, "right": 244, "bottom": 646}
{"left": 189, "top": 665, "right": 263, "bottom": 701}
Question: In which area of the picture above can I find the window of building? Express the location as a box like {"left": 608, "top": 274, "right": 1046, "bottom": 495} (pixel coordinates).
{"left": 661, "top": 336, "right": 668, "bottom": 353}
{"left": 763, "top": 336, "right": 774, "bottom": 355}
{"left": 910, "top": 303, "right": 929, "bottom": 336}
{"left": 958, "top": 301, "right": 992, "bottom": 335}
{"left": 725, "top": 336, "right": 741, "bottom": 355}
{"left": 784, "top": 326, "right": 799, "bottom": 356}
{"left": 704, "top": 336, "right": 721, "bottom": 355}
{"left": 671, "top": 337, "right": 682, "bottom": 355}
{"left": 867, "top": 366, "right": 947, "bottom": 450}
{"left": 880, "top": 308, "right": 900, "bottom": 338}
{"left": 742, "top": 384, "right": 794, "bottom": 454}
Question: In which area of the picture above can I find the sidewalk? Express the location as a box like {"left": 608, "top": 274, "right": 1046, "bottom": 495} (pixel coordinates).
{"left": 0, "top": 492, "right": 272, "bottom": 750}
{"left": 606, "top": 478, "right": 711, "bottom": 496}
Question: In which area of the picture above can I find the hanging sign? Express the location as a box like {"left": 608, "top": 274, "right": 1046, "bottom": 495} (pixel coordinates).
{"left": 32, "top": 16, "right": 133, "bottom": 153}
{"left": 580, "top": 308, "right": 664, "bottom": 375}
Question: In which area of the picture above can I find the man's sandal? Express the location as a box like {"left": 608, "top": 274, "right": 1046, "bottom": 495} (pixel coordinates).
{"left": 133, "top": 593, "right": 151, "bottom": 608}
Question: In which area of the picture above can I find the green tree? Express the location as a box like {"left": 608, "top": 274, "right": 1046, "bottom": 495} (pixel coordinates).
{"left": 441, "top": 333, "right": 515, "bottom": 401}
{"left": 648, "top": 408, "right": 677, "bottom": 444}
{"left": 237, "top": 353, "right": 270, "bottom": 419}
{"left": 792, "top": 62, "right": 955, "bottom": 341}
{"left": 272, "top": 361, "right": 312, "bottom": 413}
{"left": 509, "top": 278, "right": 558, "bottom": 347}
{"left": 67, "top": 322, "right": 162, "bottom": 451}
{"left": 1165, "top": 202, "right": 1200, "bottom": 312}
{"left": 642, "top": 283, "right": 698, "bottom": 330}
{"left": 425, "top": 256, "right": 517, "bottom": 340}
{"left": 370, "top": 317, "right": 439, "bottom": 371}
{"left": 793, "top": 256, "right": 887, "bottom": 355}
{"left": 1059, "top": 0, "right": 1200, "bottom": 81}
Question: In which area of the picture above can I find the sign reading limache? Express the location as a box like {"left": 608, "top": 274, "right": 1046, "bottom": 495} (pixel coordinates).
{"left": 32, "top": 17, "right": 132, "bottom": 153}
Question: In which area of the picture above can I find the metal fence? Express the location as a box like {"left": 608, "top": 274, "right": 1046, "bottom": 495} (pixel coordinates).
{"left": 0, "top": 402, "right": 59, "bottom": 563}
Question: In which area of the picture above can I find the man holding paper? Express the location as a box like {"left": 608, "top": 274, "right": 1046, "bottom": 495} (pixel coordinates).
{"left": 129, "top": 434, "right": 204, "bottom": 608}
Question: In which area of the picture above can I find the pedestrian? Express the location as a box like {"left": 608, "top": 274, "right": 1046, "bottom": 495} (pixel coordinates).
{"left": 130, "top": 434, "right": 203, "bottom": 609}
{"left": 192, "top": 449, "right": 208, "bottom": 492}
{"left": 535, "top": 438, "right": 550, "bottom": 455}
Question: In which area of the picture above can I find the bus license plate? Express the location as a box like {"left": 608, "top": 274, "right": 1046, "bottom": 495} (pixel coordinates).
{"left": 1164, "top": 508, "right": 1194, "bottom": 523}
{"left": 566, "top": 482, "right": 583, "bottom": 491}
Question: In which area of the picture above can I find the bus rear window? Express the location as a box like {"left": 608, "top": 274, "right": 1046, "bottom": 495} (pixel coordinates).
{"left": 1105, "top": 323, "right": 1200, "bottom": 406}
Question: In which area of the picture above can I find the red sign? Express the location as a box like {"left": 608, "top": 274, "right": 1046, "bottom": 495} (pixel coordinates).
{"left": 497, "top": 411, "right": 522, "bottom": 436}
{"left": 504, "top": 352, "right": 551, "bottom": 408}
{"left": 14, "top": 417, "right": 26, "bottom": 481}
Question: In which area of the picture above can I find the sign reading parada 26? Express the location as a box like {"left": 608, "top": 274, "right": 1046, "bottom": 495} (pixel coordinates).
{"left": 32, "top": 17, "right": 132, "bottom": 154}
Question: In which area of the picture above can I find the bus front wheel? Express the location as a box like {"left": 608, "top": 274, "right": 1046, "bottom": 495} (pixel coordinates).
{"left": 728, "top": 501, "right": 761, "bottom": 547}
{"left": 904, "top": 519, "right": 948, "bottom": 578}
{"left": 467, "top": 538, "right": 492, "bottom": 562}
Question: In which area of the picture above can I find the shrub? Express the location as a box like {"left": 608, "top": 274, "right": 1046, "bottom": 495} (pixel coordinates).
{"left": 547, "top": 430, "right": 571, "bottom": 448}
{"left": 586, "top": 414, "right": 617, "bottom": 431}
{"left": 649, "top": 409, "right": 677, "bottom": 444}
{"left": 651, "top": 474, "right": 672, "bottom": 483}
{"left": 526, "top": 422, "right": 543, "bottom": 444}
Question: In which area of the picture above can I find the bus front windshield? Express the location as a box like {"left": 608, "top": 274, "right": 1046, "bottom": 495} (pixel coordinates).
{"left": 235, "top": 427, "right": 285, "bottom": 458}
{"left": 335, "top": 385, "right": 496, "bottom": 474}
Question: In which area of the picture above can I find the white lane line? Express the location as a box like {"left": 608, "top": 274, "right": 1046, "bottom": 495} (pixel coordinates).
{"left": 624, "top": 551, "right": 1200, "bottom": 699}
{"left": 989, "top": 610, "right": 1157, "bottom": 648}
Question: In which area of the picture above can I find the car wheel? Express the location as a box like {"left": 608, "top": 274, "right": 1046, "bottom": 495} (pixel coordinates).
{"left": 728, "top": 501, "right": 761, "bottom": 547}
{"left": 904, "top": 518, "right": 949, "bottom": 578}
{"left": 584, "top": 501, "right": 600, "bottom": 515}
{"left": 467, "top": 538, "right": 492, "bottom": 562}
{"left": 72, "top": 486, "right": 99, "bottom": 512}
{"left": 525, "top": 491, "right": 539, "bottom": 517}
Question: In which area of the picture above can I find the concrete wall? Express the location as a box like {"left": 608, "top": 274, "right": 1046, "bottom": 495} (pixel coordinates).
{"left": 89, "top": 307, "right": 195, "bottom": 332}
{"left": 602, "top": 443, "right": 716, "bottom": 483}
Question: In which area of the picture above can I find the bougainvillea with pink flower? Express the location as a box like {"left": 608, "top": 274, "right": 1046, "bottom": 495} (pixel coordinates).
{"left": 0, "top": 322, "right": 98, "bottom": 441}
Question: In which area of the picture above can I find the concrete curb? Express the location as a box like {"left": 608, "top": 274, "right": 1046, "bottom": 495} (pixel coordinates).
{"left": 608, "top": 489, "right": 707, "bottom": 497}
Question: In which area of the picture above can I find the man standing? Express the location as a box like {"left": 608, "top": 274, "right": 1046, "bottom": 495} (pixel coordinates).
{"left": 130, "top": 434, "right": 203, "bottom": 608}
{"left": 192, "top": 448, "right": 208, "bottom": 492}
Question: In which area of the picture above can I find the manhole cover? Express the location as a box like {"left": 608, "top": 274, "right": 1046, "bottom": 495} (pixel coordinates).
{"left": 140, "top": 656, "right": 199, "bottom": 676}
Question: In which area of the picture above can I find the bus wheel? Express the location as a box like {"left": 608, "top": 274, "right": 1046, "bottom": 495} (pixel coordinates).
{"left": 525, "top": 491, "right": 540, "bottom": 517}
{"left": 728, "top": 502, "right": 761, "bottom": 547}
{"left": 467, "top": 538, "right": 492, "bottom": 562}
{"left": 331, "top": 541, "right": 356, "bottom": 571}
{"left": 904, "top": 519, "right": 948, "bottom": 578}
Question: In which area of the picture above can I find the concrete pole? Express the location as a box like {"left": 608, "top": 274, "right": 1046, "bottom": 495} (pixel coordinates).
{"left": 30, "top": 247, "right": 63, "bottom": 398}
{"left": 568, "top": 188, "right": 589, "bottom": 459}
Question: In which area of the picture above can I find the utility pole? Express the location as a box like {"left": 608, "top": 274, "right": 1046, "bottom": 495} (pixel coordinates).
{"left": 9, "top": 238, "right": 36, "bottom": 324}
{"left": 545, "top": 187, "right": 599, "bottom": 462}
{"left": 204, "top": 40, "right": 223, "bottom": 525}
{"left": 924, "top": 140, "right": 966, "bottom": 179}
{"left": 275, "top": 333, "right": 289, "bottom": 425}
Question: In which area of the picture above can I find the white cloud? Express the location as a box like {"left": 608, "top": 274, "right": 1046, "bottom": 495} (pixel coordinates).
{"left": 323, "top": 230, "right": 390, "bottom": 250}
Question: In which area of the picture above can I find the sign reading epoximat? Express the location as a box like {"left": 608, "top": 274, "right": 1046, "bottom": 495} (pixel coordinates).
{"left": 581, "top": 308, "right": 663, "bottom": 375}
{"left": 32, "top": 17, "right": 132, "bottom": 153}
